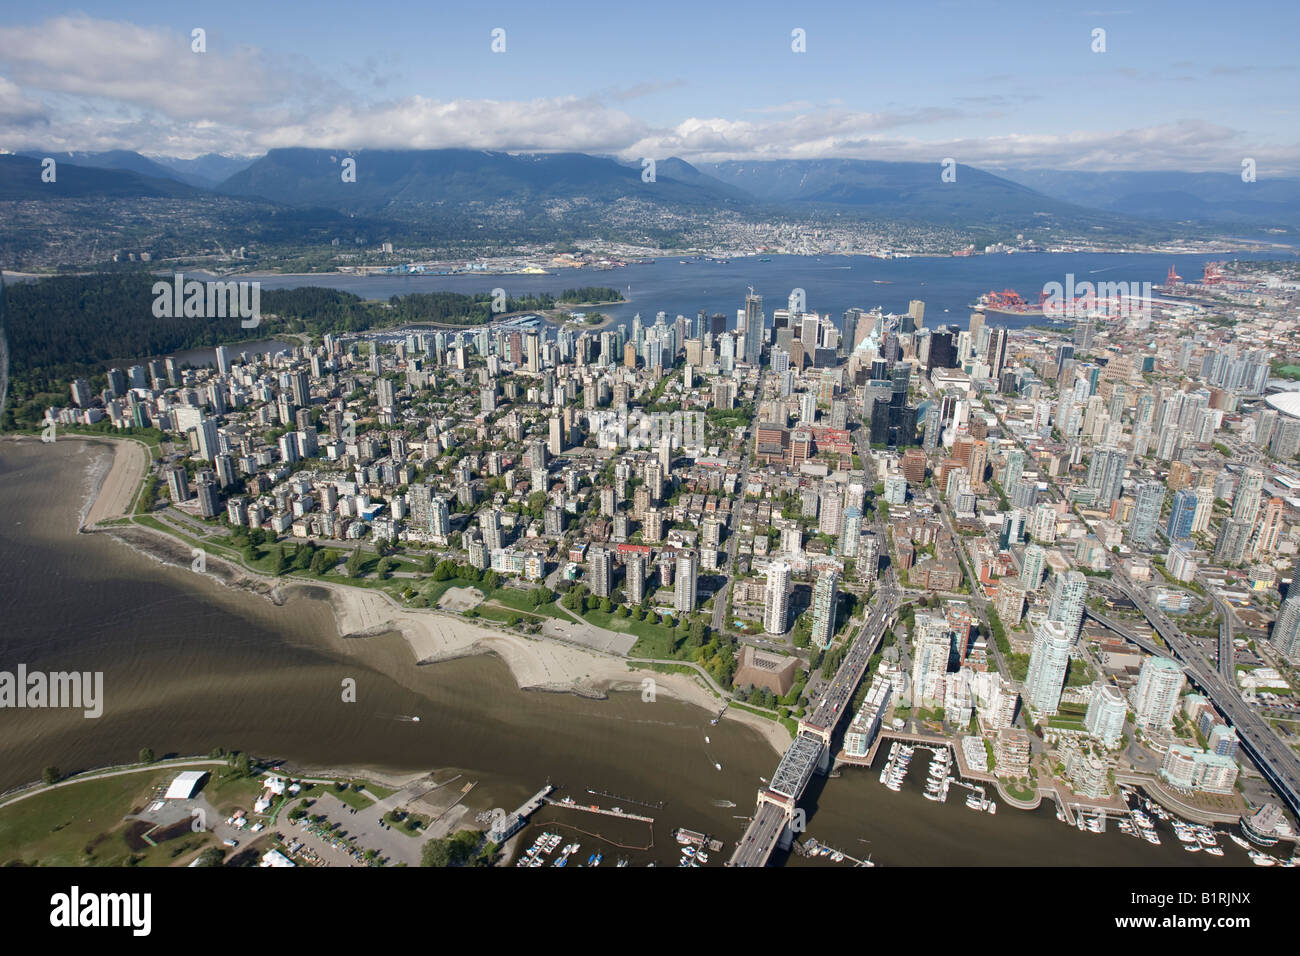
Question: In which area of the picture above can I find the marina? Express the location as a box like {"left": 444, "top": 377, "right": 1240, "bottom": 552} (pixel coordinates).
{"left": 796, "top": 837, "right": 874, "bottom": 867}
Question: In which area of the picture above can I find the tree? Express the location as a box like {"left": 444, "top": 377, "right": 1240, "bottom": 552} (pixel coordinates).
{"left": 421, "top": 829, "right": 483, "bottom": 867}
{"left": 346, "top": 547, "right": 364, "bottom": 579}
{"left": 233, "top": 752, "right": 252, "bottom": 778}
{"left": 294, "top": 541, "right": 316, "bottom": 571}
{"left": 376, "top": 556, "right": 394, "bottom": 580}
{"left": 273, "top": 545, "right": 289, "bottom": 576}
{"left": 139, "top": 748, "right": 155, "bottom": 764}
{"left": 42, "top": 766, "right": 61, "bottom": 786}
{"left": 310, "top": 547, "right": 333, "bottom": 576}
{"left": 194, "top": 847, "right": 225, "bottom": 867}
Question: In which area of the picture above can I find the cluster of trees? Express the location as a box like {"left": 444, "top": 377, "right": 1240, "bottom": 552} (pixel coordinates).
{"left": 230, "top": 529, "right": 345, "bottom": 577}
{"left": 421, "top": 829, "right": 490, "bottom": 867}
{"left": 737, "top": 684, "right": 781, "bottom": 710}
{"left": 557, "top": 287, "right": 624, "bottom": 304}
{"left": 428, "top": 558, "right": 500, "bottom": 593}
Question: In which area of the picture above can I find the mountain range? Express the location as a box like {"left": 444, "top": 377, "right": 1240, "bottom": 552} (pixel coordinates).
{"left": 3, "top": 147, "right": 1297, "bottom": 268}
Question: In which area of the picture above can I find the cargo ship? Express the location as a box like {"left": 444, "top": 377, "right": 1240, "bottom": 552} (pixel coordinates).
{"left": 970, "top": 289, "right": 1047, "bottom": 316}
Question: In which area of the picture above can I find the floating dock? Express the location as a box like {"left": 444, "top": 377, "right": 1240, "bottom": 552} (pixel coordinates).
{"left": 547, "top": 797, "right": 654, "bottom": 824}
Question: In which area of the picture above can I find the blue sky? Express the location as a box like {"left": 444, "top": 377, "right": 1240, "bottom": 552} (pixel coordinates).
{"left": 0, "top": 0, "right": 1296, "bottom": 171}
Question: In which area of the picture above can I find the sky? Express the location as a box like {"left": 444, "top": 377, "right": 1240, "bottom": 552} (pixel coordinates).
{"left": 0, "top": 0, "right": 1296, "bottom": 173}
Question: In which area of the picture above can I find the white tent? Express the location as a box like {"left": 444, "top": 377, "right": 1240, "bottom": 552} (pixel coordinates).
{"left": 164, "top": 770, "right": 208, "bottom": 800}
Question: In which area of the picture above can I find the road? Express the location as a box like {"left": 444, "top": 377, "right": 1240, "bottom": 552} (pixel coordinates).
{"left": 1111, "top": 574, "right": 1300, "bottom": 818}
{"left": 729, "top": 801, "right": 786, "bottom": 868}
{"left": 728, "top": 582, "right": 900, "bottom": 866}
{"left": 710, "top": 370, "right": 762, "bottom": 635}
{"left": 1210, "top": 591, "right": 1238, "bottom": 682}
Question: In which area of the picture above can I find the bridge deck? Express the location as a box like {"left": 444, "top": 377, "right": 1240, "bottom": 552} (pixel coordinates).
{"left": 771, "top": 732, "right": 825, "bottom": 800}
{"left": 728, "top": 802, "right": 786, "bottom": 867}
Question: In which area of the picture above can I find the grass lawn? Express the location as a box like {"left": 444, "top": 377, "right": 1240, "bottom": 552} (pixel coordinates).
{"left": 629, "top": 661, "right": 709, "bottom": 683}
{"left": 1003, "top": 781, "right": 1036, "bottom": 801}
{"left": 328, "top": 786, "right": 376, "bottom": 812}
{"left": 1047, "top": 717, "right": 1087, "bottom": 731}
{"left": 578, "top": 607, "right": 684, "bottom": 657}
{"left": 729, "top": 701, "right": 778, "bottom": 720}
{"left": 487, "top": 589, "right": 568, "bottom": 619}
{"left": 473, "top": 605, "right": 544, "bottom": 625}
{"left": 424, "top": 577, "right": 484, "bottom": 605}
{"left": 204, "top": 769, "right": 272, "bottom": 816}
{"left": 0, "top": 769, "right": 179, "bottom": 866}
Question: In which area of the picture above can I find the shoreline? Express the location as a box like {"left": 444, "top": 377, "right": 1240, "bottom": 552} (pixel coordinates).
{"left": 51, "top": 434, "right": 790, "bottom": 757}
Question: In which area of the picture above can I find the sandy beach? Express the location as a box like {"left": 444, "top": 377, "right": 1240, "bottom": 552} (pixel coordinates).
{"left": 325, "top": 583, "right": 791, "bottom": 754}
{"left": 80, "top": 437, "right": 149, "bottom": 527}
{"left": 65, "top": 435, "right": 790, "bottom": 756}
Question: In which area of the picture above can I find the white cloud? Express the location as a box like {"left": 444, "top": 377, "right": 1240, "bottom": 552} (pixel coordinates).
{"left": 0, "top": 16, "right": 1295, "bottom": 174}
{"left": 0, "top": 75, "right": 46, "bottom": 127}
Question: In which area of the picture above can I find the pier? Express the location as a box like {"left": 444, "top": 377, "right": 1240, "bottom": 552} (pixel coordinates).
{"left": 488, "top": 784, "right": 554, "bottom": 844}
{"left": 798, "top": 837, "right": 874, "bottom": 867}
{"left": 586, "top": 788, "right": 664, "bottom": 810}
{"left": 546, "top": 797, "right": 655, "bottom": 824}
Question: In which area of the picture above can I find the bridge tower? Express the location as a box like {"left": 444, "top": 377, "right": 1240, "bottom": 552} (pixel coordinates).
{"left": 798, "top": 721, "right": 834, "bottom": 774}
{"left": 756, "top": 790, "right": 798, "bottom": 850}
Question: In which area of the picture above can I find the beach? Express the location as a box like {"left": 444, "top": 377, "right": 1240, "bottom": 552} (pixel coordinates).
{"left": 80, "top": 436, "right": 148, "bottom": 527}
